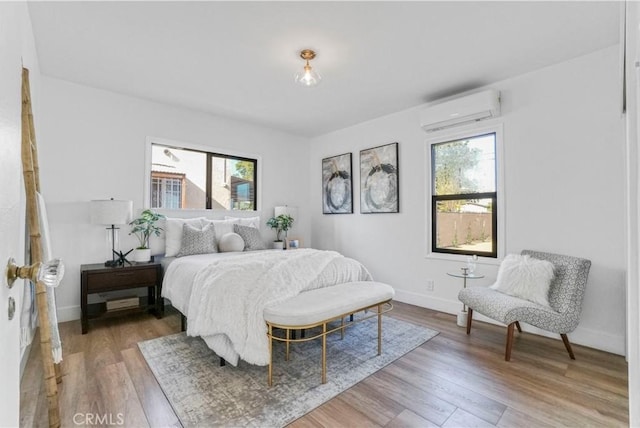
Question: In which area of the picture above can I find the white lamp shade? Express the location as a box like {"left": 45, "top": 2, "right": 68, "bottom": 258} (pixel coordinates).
{"left": 90, "top": 199, "right": 133, "bottom": 225}
{"left": 274, "top": 205, "right": 298, "bottom": 220}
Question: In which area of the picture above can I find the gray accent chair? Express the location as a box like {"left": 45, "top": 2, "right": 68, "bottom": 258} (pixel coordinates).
{"left": 458, "top": 250, "right": 591, "bottom": 361}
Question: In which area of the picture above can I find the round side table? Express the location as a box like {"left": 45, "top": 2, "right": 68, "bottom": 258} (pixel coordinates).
{"left": 447, "top": 271, "right": 485, "bottom": 327}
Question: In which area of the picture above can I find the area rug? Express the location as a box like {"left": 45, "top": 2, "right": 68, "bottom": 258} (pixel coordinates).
{"left": 138, "top": 316, "right": 438, "bottom": 427}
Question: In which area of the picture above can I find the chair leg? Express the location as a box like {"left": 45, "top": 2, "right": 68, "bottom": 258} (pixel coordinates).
{"left": 466, "top": 308, "right": 473, "bottom": 334}
{"left": 515, "top": 321, "right": 522, "bottom": 333}
{"left": 561, "top": 334, "right": 576, "bottom": 360}
{"left": 505, "top": 322, "right": 516, "bottom": 361}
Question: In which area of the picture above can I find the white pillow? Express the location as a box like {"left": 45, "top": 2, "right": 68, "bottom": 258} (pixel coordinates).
{"left": 225, "top": 215, "right": 260, "bottom": 229}
{"left": 218, "top": 232, "right": 245, "bottom": 252}
{"left": 205, "top": 218, "right": 239, "bottom": 238}
{"left": 164, "top": 217, "right": 206, "bottom": 257}
{"left": 490, "top": 254, "right": 555, "bottom": 307}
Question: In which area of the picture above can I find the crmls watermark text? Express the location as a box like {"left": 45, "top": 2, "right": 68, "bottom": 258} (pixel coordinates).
{"left": 73, "top": 413, "right": 124, "bottom": 426}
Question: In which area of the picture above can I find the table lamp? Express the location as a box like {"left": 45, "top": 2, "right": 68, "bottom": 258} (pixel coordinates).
{"left": 90, "top": 198, "right": 133, "bottom": 266}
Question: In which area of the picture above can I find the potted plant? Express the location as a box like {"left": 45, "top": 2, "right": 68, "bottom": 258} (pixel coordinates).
{"left": 129, "top": 209, "right": 165, "bottom": 262}
{"left": 266, "top": 214, "right": 294, "bottom": 250}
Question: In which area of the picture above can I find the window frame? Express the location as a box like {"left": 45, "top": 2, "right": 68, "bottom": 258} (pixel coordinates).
{"left": 425, "top": 122, "right": 504, "bottom": 262}
{"left": 151, "top": 172, "right": 186, "bottom": 209}
{"left": 144, "top": 137, "right": 261, "bottom": 212}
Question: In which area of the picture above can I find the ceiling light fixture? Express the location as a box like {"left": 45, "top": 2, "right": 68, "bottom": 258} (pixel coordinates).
{"left": 294, "top": 49, "right": 322, "bottom": 87}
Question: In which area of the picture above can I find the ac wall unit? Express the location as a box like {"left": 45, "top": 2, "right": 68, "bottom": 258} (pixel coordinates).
{"left": 420, "top": 89, "right": 501, "bottom": 133}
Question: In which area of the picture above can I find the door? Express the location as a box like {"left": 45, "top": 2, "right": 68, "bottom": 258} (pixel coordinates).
{"left": 0, "top": 4, "right": 28, "bottom": 425}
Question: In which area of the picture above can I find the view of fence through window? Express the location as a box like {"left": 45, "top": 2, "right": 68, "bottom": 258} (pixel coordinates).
{"left": 431, "top": 132, "right": 497, "bottom": 257}
{"left": 150, "top": 143, "right": 256, "bottom": 210}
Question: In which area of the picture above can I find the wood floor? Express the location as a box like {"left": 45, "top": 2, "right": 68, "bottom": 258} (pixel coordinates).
{"left": 21, "top": 302, "right": 629, "bottom": 427}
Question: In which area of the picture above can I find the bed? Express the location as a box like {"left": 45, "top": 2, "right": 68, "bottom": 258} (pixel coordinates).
{"left": 161, "top": 247, "right": 372, "bottom": 367}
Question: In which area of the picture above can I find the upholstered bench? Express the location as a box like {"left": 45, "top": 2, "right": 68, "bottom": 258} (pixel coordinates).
{"left": 263, "top": 281, "right": 395, "bottom": 386}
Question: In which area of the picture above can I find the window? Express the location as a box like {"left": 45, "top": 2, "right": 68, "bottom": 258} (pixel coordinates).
{"left": 149, "top": 143, "right": 257, "bottom": 210}
{"left": 151, "top": 174, "right": 184, "bottom": 209}
{"left": 430, "top": 132, "right": 498, "bottom": 258}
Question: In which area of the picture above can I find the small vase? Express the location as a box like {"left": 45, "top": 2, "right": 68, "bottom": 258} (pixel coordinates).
{"left": 272, "top": 241, "right": 284, "bottom": 250}
{"left": 132, "top": 248, "right": 151, "bottom": 263}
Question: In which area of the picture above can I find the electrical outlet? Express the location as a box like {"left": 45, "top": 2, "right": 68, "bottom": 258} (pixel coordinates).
{"left": 425, "top": 279, "right": 434, "bottom": 292}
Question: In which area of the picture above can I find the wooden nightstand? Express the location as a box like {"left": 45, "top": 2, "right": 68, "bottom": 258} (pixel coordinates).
{"left": 80, "top": 262, "right": 163, "bottom": 334}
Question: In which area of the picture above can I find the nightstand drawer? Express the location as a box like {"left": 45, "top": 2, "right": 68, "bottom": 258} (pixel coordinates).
{"left": 86, "top": 268, "right": 158, "bottom": 292}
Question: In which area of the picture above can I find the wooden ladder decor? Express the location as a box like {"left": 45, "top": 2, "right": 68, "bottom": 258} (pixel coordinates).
{"left": 21, "top": 67, "right": 61, "bottom": 428}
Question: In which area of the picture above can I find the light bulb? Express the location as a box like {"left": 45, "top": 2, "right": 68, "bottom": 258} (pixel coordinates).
{"left": 303, "top": 71, "right": 313, "bottom": 84}
{"left": 295, "top": 70, "right": 321, "bottom": 87}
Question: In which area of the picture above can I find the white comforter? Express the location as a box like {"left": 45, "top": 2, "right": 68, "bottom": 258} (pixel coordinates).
{"left": 162, "top": 249, "right": 372, "bottom": 366}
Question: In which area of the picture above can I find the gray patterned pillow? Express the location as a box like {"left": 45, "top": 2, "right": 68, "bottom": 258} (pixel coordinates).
{"left": 176, "top": 222, "right": 217, "bottom": 257}
{"left": 233, "top": 224, "right": 266, "bottom": 251}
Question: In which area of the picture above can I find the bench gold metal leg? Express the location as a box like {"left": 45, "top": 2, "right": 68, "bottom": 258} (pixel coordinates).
{"left": 268, "top": 324, "right": 273, "bottom": 387}
{"left": 322, "top": 323, "right": 327, "bottom": 384}
{"left": 285, "top": 328, "right": 290, "bottom": 361}
{"left": 265, "top": 299, "right": 392, "bottom": 386}
{"left": 377, "top": 304, "right": 382, "bottom": 355}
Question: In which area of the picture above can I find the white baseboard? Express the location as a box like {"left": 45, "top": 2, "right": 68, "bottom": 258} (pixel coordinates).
{"left": 56, "top": 305, "right": 81, "bottom": 323}
{"left": 393, "top": 288, "right": 625, "bottom": 356}
{"left": 394, "top": 289, "right": 463, "bottom": 314}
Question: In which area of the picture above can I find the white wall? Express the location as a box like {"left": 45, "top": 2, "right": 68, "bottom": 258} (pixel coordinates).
{"left": 309, "top": 45, "right": 626, "bottom": 355}
{"left": 625, "top": 1, "right": 640, "bottom": 425}
{"left": 0, "top": 2, "right": 40, "bottom": 424}
{"left": 38, "top": 77, "right": 310, "bottom": 322}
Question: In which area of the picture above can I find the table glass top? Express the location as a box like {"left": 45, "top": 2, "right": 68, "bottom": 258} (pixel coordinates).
{"left": 447, "top": 271, "right": 485, "bottom": 279}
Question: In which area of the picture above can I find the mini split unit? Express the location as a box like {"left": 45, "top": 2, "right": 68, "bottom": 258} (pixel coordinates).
{"left": 420, "top": 89, "right": 501, "bottom": 133}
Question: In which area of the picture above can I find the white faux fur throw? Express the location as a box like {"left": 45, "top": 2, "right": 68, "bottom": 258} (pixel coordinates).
{"left": 490, "top": 254, "right": 555, "bottom": 307}
{"left": 186, "top": 249, "right": 370, "bottom": 366}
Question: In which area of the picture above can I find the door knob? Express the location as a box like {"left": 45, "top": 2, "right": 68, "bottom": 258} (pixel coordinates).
{"left": 5, "top": 257, "right": 65, "bottom": 288}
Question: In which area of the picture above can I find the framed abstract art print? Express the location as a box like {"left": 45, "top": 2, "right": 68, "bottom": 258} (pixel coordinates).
{"left": 322, "top": 152, "right": 353, "bottom": 214}
{"left": 360, "top": 142, "right": 399, "bottom": 214}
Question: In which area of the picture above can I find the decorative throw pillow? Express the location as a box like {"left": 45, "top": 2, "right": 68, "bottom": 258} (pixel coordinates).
{"left": 218, "top": 232, "right": 245, "bottom": 252}
{"left": 164, "top": 217, "right": 205, "bottom": 257}
{"left": 233, "top": 224, "right": 266, "bottom": 251}
{"left": 176, "top": 222, "right": 217, "bottom": 257}
{"left": 225, "top": 215, "right": 260, "bottom": 229}
{"left": 490, "top": 254, "right": 555, "bottom": 307}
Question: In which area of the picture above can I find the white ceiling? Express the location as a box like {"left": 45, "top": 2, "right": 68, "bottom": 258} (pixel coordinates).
{"left": 28, "top": 1, "right": 620, "bottom": 137}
